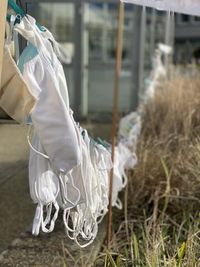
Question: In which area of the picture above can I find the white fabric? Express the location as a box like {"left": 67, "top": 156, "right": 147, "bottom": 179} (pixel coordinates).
{"left": 121, "top": 0, "right": 200, "bottom": 16}
{"left": 14, "top": 15, "right": 82, "bottom": 235}
{"left": 119, "top": 111, "right": 141, "bottom": 150}
{"left": 60, "top": 130, "right": 114, "bottom": 248}
{"left": 90, "top": 140, "right": 113, "bottom": 220}
{"left": 63, "top": 131, "right": 98, "bottom": 247}
{"left": 145, "top": 51, "right": 165, "bottom": 100}
{"left": 57, "top": 125, "right": 87, "bottom": 210}
{"left": 113, "top": 143, "right": 137, "bottom": 209}
{"left": 145, "top": 43, "right": 170, "bottom": 101}
{"left": 14, "top": 16, "right": 81, "bottom": 175}
{"left": 29, "top": 131, "right": 59, "bottom": 235}
{"left": 11, "top": 14, "right": 132, "bottom": 246}
{"left": 14, "top": 16, "right": 114, "bottom": 242}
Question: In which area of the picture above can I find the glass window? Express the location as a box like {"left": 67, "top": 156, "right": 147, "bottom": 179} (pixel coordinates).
{"left": 86, "top": 3, "right": 134, "bottom": 117}
{"left": 27, "top": 3, "right": 75, "bottom": 108}
{"left": 181, "top": 14, "right": 190, "bottom": 23}
{"left": 25, "top": 1, "right": 164, "bottom": 119}
{"left": 194, "top": 16, "right": 200, "bottom": 22}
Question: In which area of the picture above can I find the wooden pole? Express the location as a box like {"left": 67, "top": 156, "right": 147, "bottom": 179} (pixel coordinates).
{"left": 107, "top": 1, "right": 124, "bottom": 249}
{"left": 0, "top": 0, "right": 8, "bottom": 83}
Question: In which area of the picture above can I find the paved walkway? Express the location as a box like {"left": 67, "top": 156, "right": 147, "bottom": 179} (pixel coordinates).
{"left": 0, "top": 218, "right": 106, "bottom": 267}
{"left": 0, "top": 123, "right": 35, "bottom": 252}
{"left": 0, "top": 123, "right": 29, "bottom": 184}
{"left": 0, "top": 122, "right": 109, "bottom": 265}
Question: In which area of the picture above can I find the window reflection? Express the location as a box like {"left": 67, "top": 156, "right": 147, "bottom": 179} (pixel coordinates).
{"left": 87, "top": 3, "right": 134, "bottom": 64}
{"left": 26, "top": 2, "right": 167, "bottom": 117}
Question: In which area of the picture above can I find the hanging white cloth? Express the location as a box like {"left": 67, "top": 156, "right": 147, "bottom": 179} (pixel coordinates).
{"left": 29, "top": 131, "right": 60, "bottom": 236}
{"left": 10, "top": 14, "right": 132, "bottom": 246}
{"left": 14, "top": 15, "right": 81, "bottom": 175}
{"left": 63, "top": 130, "right": 112, "bottom": 248}
{"left": 13, "top": 15, "right": 82, "bottom": 235}
{"left": 121, "top": 0, "right": 200, "bottom": 16}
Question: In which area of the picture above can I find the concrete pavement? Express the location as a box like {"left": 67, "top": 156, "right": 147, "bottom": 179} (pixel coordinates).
{"left": 0, "top": 123, "right": 35, "bottom": 252}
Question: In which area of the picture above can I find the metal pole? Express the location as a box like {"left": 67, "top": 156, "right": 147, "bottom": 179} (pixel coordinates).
{"left": 165, "top": 11, "right": 171, "bottom": 46}
{"left": 107, "top": 1, "right": 124, "bottom": 249}
{"left": 139, "top": 6, "right": 146, "bottom": 98}
{"left": 83, "top": 3, "right": 89, "bottom": 117}
{"left": 130, "top": 6, "right": 141, "bottom": 110}
{"left": 102, "top": 3, "right": 109, "bottom": 63}
{"left": 149, "top": 8, "right": 156, "bottom": 59}
{"left": 0, "top": 0, "right": 8, "bottom": 83}
{"left": 164, "top": 11, "right": 171, "bottom": 67}
{"left": 73, "top": 0, "right": 84, "bottom": 118}
{"left": 170, "top": 12, "right": 175, "bottom": 48}
{"left": 130, "top": 5, "right": 146, "bottom": 109}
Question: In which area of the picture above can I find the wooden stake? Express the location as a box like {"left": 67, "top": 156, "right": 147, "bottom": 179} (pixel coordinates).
{"left": 107, "top": 1, "right": 124, "bottom": 249}
{"left": 0, "top": 0, "right": 8, "bottom": 83}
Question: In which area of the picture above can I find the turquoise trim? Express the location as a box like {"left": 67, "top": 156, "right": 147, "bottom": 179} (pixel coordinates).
{"left": 18, "top": 43, "right": 39, "bottom": 124}
{"left": 18, "top": 43, "right": 38, "bottom": 73}
{"left": 8, "top": 0, "right": 45, "bottom": 32}
{"left": 8, "top": 0, "right": 24, "bottom": 16}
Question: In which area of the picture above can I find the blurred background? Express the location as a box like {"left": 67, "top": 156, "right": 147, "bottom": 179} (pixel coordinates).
{"left": 1, "top": 0, "right": 200, "bottom": 121}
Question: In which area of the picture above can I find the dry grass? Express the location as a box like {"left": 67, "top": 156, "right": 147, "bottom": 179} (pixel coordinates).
{"left": 135, "top": 75, "right": 200, "bottom": 214}
{"left": 96, "top": 74, "right": 200, "bottom": 266}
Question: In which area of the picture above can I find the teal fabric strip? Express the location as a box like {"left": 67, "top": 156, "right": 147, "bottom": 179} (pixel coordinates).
{"left": 18, "top": 42, "right": 38, "bottom": 73}
{"left": 18, "top": 43, "right": 38, "bottom": 124}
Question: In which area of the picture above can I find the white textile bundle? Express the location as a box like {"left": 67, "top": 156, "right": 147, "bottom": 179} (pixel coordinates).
{"left": 13, "top": 14, "right": 135, "bottom": 247}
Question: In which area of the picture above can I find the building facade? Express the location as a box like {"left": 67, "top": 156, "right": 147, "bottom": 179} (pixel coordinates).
{"left": 1, "top": 1, "right": 200, "bottom": 120}
{"left": 175, "top": 14, "right": 200, "bottom": 64}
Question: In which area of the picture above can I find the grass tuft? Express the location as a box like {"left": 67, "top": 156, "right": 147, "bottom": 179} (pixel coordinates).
{"left": 96, "top": 73, "right": 200, "bottom": 266}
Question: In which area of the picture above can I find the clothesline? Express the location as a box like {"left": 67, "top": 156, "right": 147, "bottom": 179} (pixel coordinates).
{"left": 121, "top": 0, "right": 200, "bottom": 16}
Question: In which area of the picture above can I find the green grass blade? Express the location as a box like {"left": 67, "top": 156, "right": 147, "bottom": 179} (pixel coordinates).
{"left": 106, "top": 251, "right": 117, "bottom": 267}
{"left": 178, "top": 242, "right": 186, "bottom": 267}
